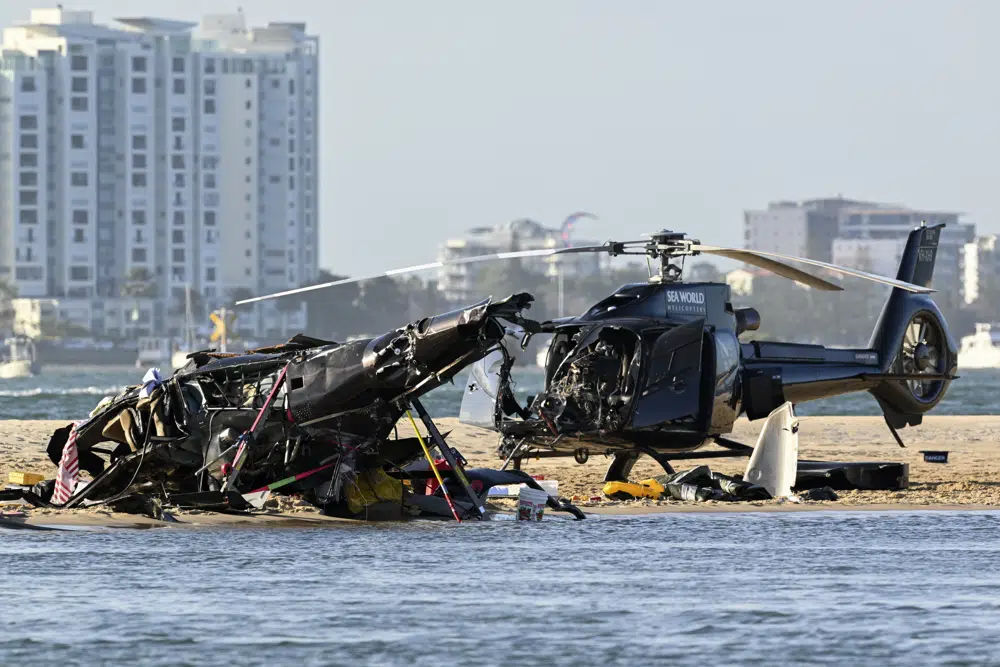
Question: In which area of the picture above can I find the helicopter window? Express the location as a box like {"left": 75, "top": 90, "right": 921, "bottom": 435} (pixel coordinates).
{"left": 714, "top": 333, "right": 739, "bottom": 378}
{"left": 669, "top": 341, "right": 700, "bottom": 376}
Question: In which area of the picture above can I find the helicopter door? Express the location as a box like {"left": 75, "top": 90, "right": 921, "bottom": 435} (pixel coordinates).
{"left": 631, "top": 319, "right": 705, "bottom": 429}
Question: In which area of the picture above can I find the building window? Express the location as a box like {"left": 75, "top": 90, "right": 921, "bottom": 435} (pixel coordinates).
{"left": 289, "top": 79, "right": 295, "bottom": 94}
{"left": 20, "top": 190, "right": 38, "bottom": 206}
{"left": 20, "top": 134, "right": 38, "bottom": 149}
{"left": 19, "top": 172, "right": 37, "bottom": 187}
{"left": 132, "top": 173, "right": 147, "bottom": 187}
{"left": 71, "top": 172, "right": 88, "bottom": 187}
{"left": 204, "top": 173, "right": 216, "bottom": 189}
{"left": 204, "top": 99, "right": 216, "bottom": 114}
{"left": 131, "top": 248, "right": 147, "bottom": 262}
{"left": 19, "top": 209, "right": 38, "bottom": 224}
{"left": 172, "top": 78, "right": 185, "bottom": 95}
{"left": 71, "top": 55, "right": 88, "bottom": 71}
{"left": 19, "top": 115, "right": 37, "bottom": 130}
{"left": 71, "top": 134, "right": 85, "bottom": 149}
{"left": 132, "top": 135, "right": 147, "bottom": 151}
{"left": 173, "top": 212, "right": 185, "bottom": 226}
{"left": 172, "top": 117, "right": 185, "bottom": 132}
{"left": 19, "top": 153, "right": 38, "bottom": 168}
{"left": 204, "top": 79, "right": 216, "bottom": 96}
{"left": 204, "top": 58, "right": 215, "bottom": 74}
{"left": 70, "top": 266, "right": 90, "bottom": 280}
{"left": 73, "top": 229, "right": 86, "bottom": 243}
{"left": 172, "top": 248, "right": 185, "bottom": 262}
{"left": 134, "top": 154, "right": 148, "bottom": 169}
{"left": 202, "top": 156, "right": 219, "bottom": 170}
{"left": 172, "top": 229, "right": 185, "bottom": 243}
{"left": 204, "top": 211, "right": 216, "bottom": 226}
{"left": 245, "top": 100, "right": 252, "bottom": 110}
{"left": 206, "top": 267, "right": 216, "bottom": 282}
{"left": 71, "top": 97, "right": 88, "bottom": 112}
{"left": 173, "top": 136, "right": 183, "bottom": 150}
{"left": 132, "top": 210, "right": 146, "bottom": 225}
{"left": 289, "top": 176, "right": 295, "bottom": 189}
{"left": 271, "top": 79, "right": 279, "bottom": 89}
{"left": 172, "top": 57, "right": 185, "bottom": 73}
{"left": 73, "top": 210, "right": 88, "bottom": 225}
{"left": 268, "top": 175, "right": 280, "bottom": 184}
{"left": 173, "top": 173, "right": 185, "bottom": 187}
{"left": 71, "top": 77, "right": 88, "bottom": 93}
{"left": 21, "top": 77, "right": 36, "bottom": 92}
{"left": 245, "top": 77, "right": 252, "bottom": 88}
{"left": 171, "top": 154, "right": 185, "bottom": 169}
{"left": 132, "top": 56, "right": 147, "bottom": 72}
{"left": 132, "top": 77, "right": 147, "bottom": 94}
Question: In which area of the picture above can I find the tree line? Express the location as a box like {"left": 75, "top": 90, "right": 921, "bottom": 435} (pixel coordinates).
{"left": 2, "top": 259, "right": 995, "bottom": 345}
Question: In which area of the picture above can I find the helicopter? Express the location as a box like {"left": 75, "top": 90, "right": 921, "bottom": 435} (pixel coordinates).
{"left": 237, "top": 222, "right": 958, "bottom": 484}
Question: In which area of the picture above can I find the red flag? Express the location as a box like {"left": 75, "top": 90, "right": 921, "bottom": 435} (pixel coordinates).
{"left": 51, "top": 423, "right": 82, "bottom": 505}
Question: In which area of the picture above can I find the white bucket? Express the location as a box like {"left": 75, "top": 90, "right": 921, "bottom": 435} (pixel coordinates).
{"left": 488, "top": 479, "right": 559, "bottom": 498}
{"left": 517, "top": 487, "right": 548, "bottom": 521}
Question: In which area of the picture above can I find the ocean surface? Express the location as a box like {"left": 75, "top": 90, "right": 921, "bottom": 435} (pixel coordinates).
{"left": 2, "top": 511, "right": 1000, "bottom": 666}
{"left": 1, "top": 364, "right": 999, "bottom": 422}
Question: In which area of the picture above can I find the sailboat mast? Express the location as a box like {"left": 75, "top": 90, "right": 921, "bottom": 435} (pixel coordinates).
{"left": 184, "top": 284, "right": 193, "bottom": 349}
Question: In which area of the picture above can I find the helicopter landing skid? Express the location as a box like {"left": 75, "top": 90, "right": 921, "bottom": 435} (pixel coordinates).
{"left": 603, "top": 439, "right": 755, "bottom": 483}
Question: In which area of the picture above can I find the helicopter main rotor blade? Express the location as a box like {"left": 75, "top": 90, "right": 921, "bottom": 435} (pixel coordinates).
{"left": 234, "top": 243, "right": 641, "bottom": 305}
{"left": 687, "top": 246, "right": 843, "bottom": 291}
{"left": 692, "top": 245, "right": 935, "bottom": 294}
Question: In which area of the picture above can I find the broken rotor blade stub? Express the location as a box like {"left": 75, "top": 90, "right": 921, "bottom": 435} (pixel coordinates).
{"left": 692, "top": 245, "right": 936, "bottom": 294}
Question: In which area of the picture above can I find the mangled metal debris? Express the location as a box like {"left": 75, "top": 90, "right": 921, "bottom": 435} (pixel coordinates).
{"left": 5, "top": 294, "right": 585, "bottom": 523}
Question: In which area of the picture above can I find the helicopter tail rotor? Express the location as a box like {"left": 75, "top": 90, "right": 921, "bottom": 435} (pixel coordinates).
{"left": 867, "top": 224, "right": 958, "bottom": 428}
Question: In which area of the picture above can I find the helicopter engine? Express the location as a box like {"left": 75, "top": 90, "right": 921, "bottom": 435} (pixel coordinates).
{"left": 535, "top": 328, "right": 638, "bottom": 432}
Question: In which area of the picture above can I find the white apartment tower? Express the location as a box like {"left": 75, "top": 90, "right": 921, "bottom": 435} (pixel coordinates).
{"left": 0, "top": 8, "right": 318, "bottom": 338}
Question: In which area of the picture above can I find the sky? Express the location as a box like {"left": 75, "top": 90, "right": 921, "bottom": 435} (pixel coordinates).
{"left": 3, "top": 0, "right": 998, "bottom": 278}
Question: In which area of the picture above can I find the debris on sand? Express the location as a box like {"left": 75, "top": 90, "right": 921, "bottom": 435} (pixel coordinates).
{"left": 603, "top": 464, "right": 846, "bottom": 504}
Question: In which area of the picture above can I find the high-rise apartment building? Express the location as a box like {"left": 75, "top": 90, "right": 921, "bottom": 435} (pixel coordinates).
{"left": 745, "top": 197, "right": 975, "bottom": 306}
{"left": 743, "top": 197, "right": 883, "bottom": 263}
{"left": 0, "top": 8, "right": 318, "bottom": 339}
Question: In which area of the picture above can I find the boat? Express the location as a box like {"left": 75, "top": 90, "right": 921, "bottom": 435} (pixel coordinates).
{"left": 135, "top": 336, "right": 171, "bottom": 369}
{"left": 0, "top": 336, "right": 41, "bottom": 379}
{"left": 958, "top": 323, "right": 1000, "bottom": 369}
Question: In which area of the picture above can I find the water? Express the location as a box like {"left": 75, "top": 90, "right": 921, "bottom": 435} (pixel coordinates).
{"left": 2, "top": 511, "right": 1000, "bottom": 666}
{"left": 2, "top": 365, "right": 999, "bottom": 421}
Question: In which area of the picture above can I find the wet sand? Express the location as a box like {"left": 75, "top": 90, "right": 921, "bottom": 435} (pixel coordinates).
{"left": 2, "top": 416, "right": 1000, "bottom": 528}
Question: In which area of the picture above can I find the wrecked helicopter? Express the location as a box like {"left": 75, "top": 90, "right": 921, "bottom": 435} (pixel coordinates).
{"left": 26, "top": 293, "right": 585, "bottom": 521}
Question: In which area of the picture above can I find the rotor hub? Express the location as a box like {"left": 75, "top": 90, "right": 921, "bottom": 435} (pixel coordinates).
{"left": 913, "top": 342, "right": 934, "bottom": 372}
